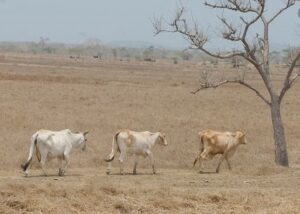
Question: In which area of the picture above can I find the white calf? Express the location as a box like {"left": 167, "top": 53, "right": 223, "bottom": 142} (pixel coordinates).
{"left": 105, "top": 130, "right": 168, "bottom": 175}
{"left": 21, "top": 129, "right": 88, "bottom": 176}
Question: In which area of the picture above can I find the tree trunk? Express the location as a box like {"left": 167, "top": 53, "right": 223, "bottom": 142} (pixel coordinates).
{"left": 270, "top": 97, "right": 289, "bottom": 167}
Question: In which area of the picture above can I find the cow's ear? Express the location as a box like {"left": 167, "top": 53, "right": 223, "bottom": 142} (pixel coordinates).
{"left": 237, "top": 131, "right": 245, "bottom": 138}
{"left": 239, "top": 129, "right": 246, "bottom": 135}
{"left": 83, "top": 131, "right": 89, "bottom": 136}
{"left": 159, "top": 132, "right": 165, "bottom": 137}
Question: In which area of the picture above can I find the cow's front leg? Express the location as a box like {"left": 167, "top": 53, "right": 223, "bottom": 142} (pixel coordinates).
{"left": 225, "top": 156, "right": 232, "bottom": 170}
{"left": 133, "top": 155, "right": 138, "bottom": 175}
{"left": 60, "top": 154, "right": 70, "bottom": 176}
{"left": 58, "top": 157, "right": 64, "bottom": 176}
{"left": 147, "top": 151, "right": 156, "bottom": 174}
{"left": 216, "top": 155, "right": 225, "bottom": 173}
{"left": 58, "top": 168, "right": 64, "bottom": 176}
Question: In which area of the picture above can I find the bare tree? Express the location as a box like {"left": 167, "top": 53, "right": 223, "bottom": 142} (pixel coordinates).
{"left": 38, "top": 37, "right": 50, "bottom": 51}
{"left": 154, "top": 0, "right": 300, "bottom": 167}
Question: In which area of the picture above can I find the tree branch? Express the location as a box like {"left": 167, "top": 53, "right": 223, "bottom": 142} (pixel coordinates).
{"left": 289, "top": 73, "right": 300, "bottom": 86}
{"left": 268, "top": 0, "right": 298, "bottom": 24}
{"left": 154, "top": 7, "right": 248, "bottom": 59}
{"left": 279, "top": 51, "right": 300, "bottom": 102}
{"left": 204, "top": 0, "right": 260, "bottom": 14}
{"left": 191, "top": 79, "right": 271, "bottom": 106}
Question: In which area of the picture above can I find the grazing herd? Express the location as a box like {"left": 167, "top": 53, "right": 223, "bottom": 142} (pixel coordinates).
{"left": 21, "top": 128, "right": 247, "bottom": 176}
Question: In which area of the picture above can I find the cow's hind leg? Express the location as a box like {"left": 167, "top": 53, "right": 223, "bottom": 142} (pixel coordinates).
{"left": 119, "top": 152, "right": 126, "bottom": 175}
{"left": 198, "top": 149, "right": 213, "bottom": 173}
{"left": 193, "top": 152, "right": 202, "bottom": 168}
{"left": 106, "top": 162, "right": 112, "bottom": 175}
{"left": 39, "top": 153, "right": 48, "bottom": 176}
{"left": 197, "top": 155, "right": 204, "bottom": 173}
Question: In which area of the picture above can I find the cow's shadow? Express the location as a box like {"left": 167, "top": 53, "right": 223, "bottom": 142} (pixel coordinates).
{"left": 107, "top": 172, "right": 160, "bottom": 176}
{"left": 198, "top": 171, "right": 218, "bottom": 174}
{"left": 22, "top": 174, "right": 83, "bottom": 178}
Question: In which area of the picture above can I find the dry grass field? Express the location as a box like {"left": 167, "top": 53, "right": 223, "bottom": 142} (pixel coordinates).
{"left": 0, "top": 54, "right": 300, "bottom": 213}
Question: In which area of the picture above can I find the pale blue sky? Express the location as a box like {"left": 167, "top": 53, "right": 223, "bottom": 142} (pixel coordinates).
{"left": 0, "top": 0, "right": 299, "bottom": 49}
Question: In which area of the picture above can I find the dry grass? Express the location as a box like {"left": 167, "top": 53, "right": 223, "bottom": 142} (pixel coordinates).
{"left": 0, "top": 53, "right": 300, "bottom": 213}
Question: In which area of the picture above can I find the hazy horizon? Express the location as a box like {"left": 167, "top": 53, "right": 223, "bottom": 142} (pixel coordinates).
{"left": 0, "top": 0, "right": 299, "bottom": 49}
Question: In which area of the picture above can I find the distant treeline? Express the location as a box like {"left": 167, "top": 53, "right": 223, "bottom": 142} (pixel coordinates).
{"left": 0, "top": 40, "right": 297, "bottom": 66}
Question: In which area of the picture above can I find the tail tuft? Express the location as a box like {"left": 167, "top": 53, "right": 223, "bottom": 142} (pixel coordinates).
{"left": 21, "top": 159, "right": 31, "bottom": 172}
{"left": 21, "top": 164, "right": 26, "bottom": 171}
{"left": 21, "top": 133, "right": 38, "bottom": 172}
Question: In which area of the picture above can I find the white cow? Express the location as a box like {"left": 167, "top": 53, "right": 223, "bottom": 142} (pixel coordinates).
{"left": 105, "top": 130, "right": 168, "bottom": 175}
{"left": 193, "top": 129, "right": 247, "bottom": 173}
{"left": 21, "top": 129, "right": 88, "bottom": 176}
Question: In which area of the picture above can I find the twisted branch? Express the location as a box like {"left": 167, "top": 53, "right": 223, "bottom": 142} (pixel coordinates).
{"left": 191, "top": 78, "right": 270, "bottom": 105}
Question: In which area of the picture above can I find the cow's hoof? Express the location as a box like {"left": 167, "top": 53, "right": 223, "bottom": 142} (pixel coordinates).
{"left": 58, "top": 169, "right": 65, "bottom": 176}
{"left": 133, "top": 171, "right": 137, "bottom": 175}
{"left": 106, "top": 171, "right": 111, "bottom": 175}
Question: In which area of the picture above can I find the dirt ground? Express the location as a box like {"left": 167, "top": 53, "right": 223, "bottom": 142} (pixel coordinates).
{"left": 0, "top": 54, "right": 300, "bottom": 213}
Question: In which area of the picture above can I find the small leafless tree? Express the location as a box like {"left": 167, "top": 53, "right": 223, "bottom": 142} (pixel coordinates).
{"left": 154, "top": 0, "right": 300, "bottom": 167}
{"left": 38, "top": 37, "right": 50, "bottom": 51}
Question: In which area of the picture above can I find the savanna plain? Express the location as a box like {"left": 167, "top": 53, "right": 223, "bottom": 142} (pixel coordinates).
{"left": 0, "top": 54, "right": 300, "bottom": 213}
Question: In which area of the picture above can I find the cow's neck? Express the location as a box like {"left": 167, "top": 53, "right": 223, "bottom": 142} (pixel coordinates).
{"left": 151, "top": 132, "right": 161, "bottom": 147}
{"left": 70, "top": 133, "right": 82, "bottom": 147}
{"left": 232, "top": 136, "right": 241, "bottom": 147}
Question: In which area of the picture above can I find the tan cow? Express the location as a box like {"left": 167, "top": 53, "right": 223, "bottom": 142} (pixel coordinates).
{"left": 193, "top": 129, "right": 247, "bottom": 173}
{"left": 105, "top": 129, "right": 168, "bottom": 175}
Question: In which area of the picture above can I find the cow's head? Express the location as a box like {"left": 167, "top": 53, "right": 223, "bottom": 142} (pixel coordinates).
{"left": 158, "top": 132, "right": 168, "bottom": 146}
{"left": 236, "top": 131, "right": 247, "bottom": 145}
{"left": 80, "top": 131, "right": 89, "bottom": 151}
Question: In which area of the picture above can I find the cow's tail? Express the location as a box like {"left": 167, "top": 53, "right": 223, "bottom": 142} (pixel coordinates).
{"left": 21, "top": 134, "right": 39, "bottom": 172}
{"left": 105, "top": 132, "right": 120, "bottom": 162}
{"left": 193, "top": 132, "right": 205, "bottom": 167}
